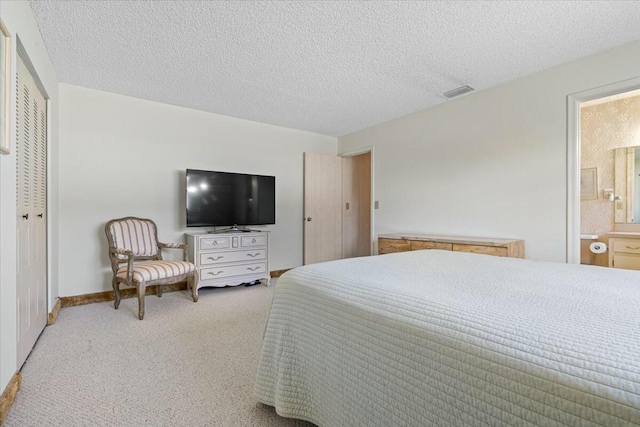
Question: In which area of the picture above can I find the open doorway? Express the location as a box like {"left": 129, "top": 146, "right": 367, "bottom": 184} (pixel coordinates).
{"left": 342, "top": 150, "right": 372, "bottom": 258}
{"left": 579, "top": 90, "right": 640, "bottom": 267}
{"left": 568, "top": 78, "right": 640, "bottom": 265}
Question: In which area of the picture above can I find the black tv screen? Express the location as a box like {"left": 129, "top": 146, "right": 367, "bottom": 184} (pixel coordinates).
{"left": 186, "top": 169, "right": 275, "bottom": 227}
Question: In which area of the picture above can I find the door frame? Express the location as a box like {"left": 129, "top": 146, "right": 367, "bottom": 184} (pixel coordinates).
{"left": 567, "top": 76, "right": 640, "bottom": 264}
{"left": 339, "top": 146, "right": 374, "bottom": 255}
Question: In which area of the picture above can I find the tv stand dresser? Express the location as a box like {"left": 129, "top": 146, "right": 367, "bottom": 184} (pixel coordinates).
{"left": 186, "top": 231, "right": 270, "bottom": 300}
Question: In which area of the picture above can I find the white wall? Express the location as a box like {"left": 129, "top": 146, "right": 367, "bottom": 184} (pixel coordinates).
{"left": 0, "top": 0, "right": 59, "bottom": 393}
{"left": 58, "top": 84, "right": 336, "bottom": 297}
{"left": 339, "top": 40, "right": 640, "bottom": 263}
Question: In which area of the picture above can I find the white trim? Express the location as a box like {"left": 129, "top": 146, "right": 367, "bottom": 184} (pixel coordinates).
{"left": 46, "top": 97, "right": 53, "bottom": 312}
{"left": 567, "top": 94, "right": 580, "bottom": 264}
{"left": 339, "top": 146, "right": 375, "bottom": 255}
{"left": 567, "top": 77, "right": 640, "bottom": 264}
{"left": 339, "top": 146, "right": 372, "bottom": 157}
{"left": 0, "top": 19, "right": 11, "bottom": 156}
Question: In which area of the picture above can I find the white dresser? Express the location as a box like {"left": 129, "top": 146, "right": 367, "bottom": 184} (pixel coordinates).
{"left": 186, "top": 231, "right": 271, "bottom": 297}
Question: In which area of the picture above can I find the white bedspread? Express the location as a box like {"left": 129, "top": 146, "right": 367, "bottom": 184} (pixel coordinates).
{"left": 255, "top": 250, "right": 640, "bottom": 426}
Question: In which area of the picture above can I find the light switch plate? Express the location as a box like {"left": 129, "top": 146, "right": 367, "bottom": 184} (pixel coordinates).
{"left": 374, "top": 201, "right": 379, "bottom": 209}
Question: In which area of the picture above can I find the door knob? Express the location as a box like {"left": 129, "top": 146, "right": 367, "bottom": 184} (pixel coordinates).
{"left": 306, "top": 217, "right": 312, "bottom": 222}
{"left": 22, "top": 214, "right": 28, "bottom": 220}
{"left": 38, "top": 213, "right": 43, "bottom": 218}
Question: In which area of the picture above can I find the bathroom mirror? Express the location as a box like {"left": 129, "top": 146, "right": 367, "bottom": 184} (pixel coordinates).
{"left": 614, "top": 146, "right": 640, "bottom": 223}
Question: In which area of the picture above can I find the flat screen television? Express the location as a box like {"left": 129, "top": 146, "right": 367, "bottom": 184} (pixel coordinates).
{"left": 186, "top": 169, "right": 275, "bottom": 228}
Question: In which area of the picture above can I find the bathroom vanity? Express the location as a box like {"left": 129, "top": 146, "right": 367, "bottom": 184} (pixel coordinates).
{"left": 608, "top": 232, "right": 640, "bottom": 270}
{"left": 604, "top": 146, "right": 640, "bottom": 270}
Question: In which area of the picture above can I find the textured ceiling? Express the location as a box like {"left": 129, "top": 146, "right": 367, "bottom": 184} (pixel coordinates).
{"left": 30, "top": 1, "right": 640, "bottom": 137}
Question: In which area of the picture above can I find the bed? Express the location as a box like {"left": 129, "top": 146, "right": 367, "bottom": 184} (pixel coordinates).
{"left": 255, "top": 250, "right": 640, "bottom": 426}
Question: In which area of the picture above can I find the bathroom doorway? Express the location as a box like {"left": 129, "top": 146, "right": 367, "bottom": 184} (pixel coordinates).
{"left": 569, "top": 82, "right": 640, "bottom": 268}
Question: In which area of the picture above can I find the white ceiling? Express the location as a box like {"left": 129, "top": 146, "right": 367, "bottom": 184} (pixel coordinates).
{"left": 30, "top": 1, "right": 640, "bottom": 137}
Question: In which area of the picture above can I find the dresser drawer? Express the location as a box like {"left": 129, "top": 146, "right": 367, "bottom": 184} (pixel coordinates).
{"left": 612, "top": 253, "right": 640, "bottom": 270}
{"left": 613, "top": 239, "right": 640, "bottom": 254}
{"left": 201, "top": 263, "right": 267, "bottom": 279}
{"left": 200, "top": 249, "right": 266, "bottom": 265}
{"left": 200, "top": 237, "right": 230, "bottom": 250}
{"left": 241, "top": 235, "right": 267, "bottom": 247}
{"left": 410, "top": 241, "right": 452, "bottom": 251}
{"left": 453, "top": 244, "right": 508, "bottom": 257}
{"left": 378, "top": 238, "right": 410, "bottom": 254}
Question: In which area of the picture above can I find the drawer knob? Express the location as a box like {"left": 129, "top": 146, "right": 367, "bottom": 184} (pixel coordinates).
{"left": 213, "top": 241, "right": 218, "bottom": 245}
{"left": 207, "top": 256, "right": 223, "bottom": 261}
{"left": 246, "top": 253, "right": 260, "bottom": 258}
{"left": 207, "top": 271, "right": 223, "bottom": 276}
{"left": 252, "top": 238, "right": 256, "bottom": 243}
{"left": 247, "top": 266, "right": 260, "bottom": 272}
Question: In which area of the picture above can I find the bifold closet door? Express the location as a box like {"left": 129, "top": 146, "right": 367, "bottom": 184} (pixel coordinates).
{"left": 16, "top": 54, "right": 47, "bottom": 368}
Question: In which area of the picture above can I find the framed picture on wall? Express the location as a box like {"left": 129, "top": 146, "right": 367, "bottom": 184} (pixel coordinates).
{"left": 581, "top": 167, "right": 598, "bottom": 200}
{"left": 0, "top": 19, "right": 10, "bottom": 155}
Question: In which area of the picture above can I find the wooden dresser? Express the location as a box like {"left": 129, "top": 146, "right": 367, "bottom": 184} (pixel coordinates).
{"left": 378, "top": 233, "right": 524, "bottom": 258}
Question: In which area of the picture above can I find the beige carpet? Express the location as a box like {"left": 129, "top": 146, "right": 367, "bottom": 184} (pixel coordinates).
{"left": 5, "top": 281, "right": 313, "bottom": 426}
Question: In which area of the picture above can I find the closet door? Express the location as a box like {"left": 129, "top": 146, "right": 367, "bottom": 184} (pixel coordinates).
{"left": 16, "top": 55, "right": 47, "bottom": 368}
{"left": 303, "top": 152, "right": 343, "bottom": 264}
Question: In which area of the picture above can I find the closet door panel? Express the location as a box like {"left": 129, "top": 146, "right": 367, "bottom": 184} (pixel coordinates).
{"left": 16, "top": 55, "right": 47, "bottom": 369}
{"left": 16, "top": 56, "right": 32, "bottom": 363}
{"left": 32, "top": 82, "right": 47, "bottom": 323}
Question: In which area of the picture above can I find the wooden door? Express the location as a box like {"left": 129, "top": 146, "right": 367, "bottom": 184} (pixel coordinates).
{"left": 342, "top": 152, "right": 372, "bottom": 258}
{"left": 16, "top": 55, "right": 47, "bottom": 368}
{"left": 303, "top": 152, "right": 343, "bottom": 264}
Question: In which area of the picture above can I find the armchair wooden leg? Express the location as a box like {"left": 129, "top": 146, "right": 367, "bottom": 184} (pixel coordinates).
{"left": 190, "top": 273, "right": 198, "bottom": 303}
{"left": 137, "top": 284, "right": 146, "bottom": 320}
{"left": 157, "top": 283, "right": 163, "bottom": 298}
{"left": 112, "top": 278, "right": 121, "bottom": 309}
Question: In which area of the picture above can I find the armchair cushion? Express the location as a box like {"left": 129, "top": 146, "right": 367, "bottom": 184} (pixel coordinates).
{"left": 109, "top": 218, "right": 159, "bottom": 259}
{"left": 117, "top": 260, "right": 195, "bottom": 283}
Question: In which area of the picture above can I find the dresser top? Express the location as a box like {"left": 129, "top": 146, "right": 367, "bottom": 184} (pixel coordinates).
{"left": 607, "top": 232, "right": 640, "bottom": 238}
{"left": 378, "top": 233, "right": 522, "bottom": 247}
{"left": 186, "top": 230, "right": 270, "bottom": 237}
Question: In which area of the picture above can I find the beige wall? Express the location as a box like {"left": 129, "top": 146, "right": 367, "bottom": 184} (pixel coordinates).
{"left": 0, "top": 0, "right": 59, "bottom": 393}
{"left": 339, "top": 40, "right": 640, "bottom": 262}
{"left": 58, "top": 84, "right": 337, "bottom": 297}
{"left": 580, "top": 94, "right": 640, "bottom": 266}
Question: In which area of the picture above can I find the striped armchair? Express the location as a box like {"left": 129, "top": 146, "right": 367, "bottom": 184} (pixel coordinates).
{"left": 105, "top": 217, "right": 198, "bottom": 320}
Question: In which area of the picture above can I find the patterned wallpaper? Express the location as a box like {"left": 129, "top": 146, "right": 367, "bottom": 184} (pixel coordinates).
{"left": 581, "top": 94, "right": 640, "bottom": 265}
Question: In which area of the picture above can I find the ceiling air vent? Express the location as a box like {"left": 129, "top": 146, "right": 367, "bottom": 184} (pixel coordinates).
{"left": 442, "top": 85, "right": 474, "bottom": 99}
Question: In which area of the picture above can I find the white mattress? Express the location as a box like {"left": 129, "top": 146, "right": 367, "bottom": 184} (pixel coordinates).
{"left": 255, "top": 250, "right": 640, "bottom": 426}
